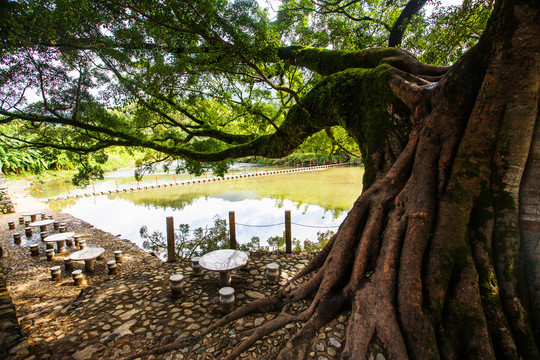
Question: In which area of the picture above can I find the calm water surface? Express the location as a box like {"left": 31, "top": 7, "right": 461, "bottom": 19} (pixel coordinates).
{"left": 45, "top": 166, "right": 364, "bottom": 250}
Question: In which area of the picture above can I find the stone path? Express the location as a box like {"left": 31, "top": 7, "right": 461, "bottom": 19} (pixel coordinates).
{"left": 0, "top": 182, "right": 348, "bottom": 359}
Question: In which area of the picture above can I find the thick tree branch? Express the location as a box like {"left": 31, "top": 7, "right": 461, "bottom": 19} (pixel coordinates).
{"left": 388, "top": 0, "right": 428, "bottom": 47}
{"left": 278, "top": 45, "right": 448, "bottom": 77}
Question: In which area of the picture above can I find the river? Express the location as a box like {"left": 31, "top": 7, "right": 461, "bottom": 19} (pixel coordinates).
{"left": 37, "top": 165, "right": 364, "bottom": 255}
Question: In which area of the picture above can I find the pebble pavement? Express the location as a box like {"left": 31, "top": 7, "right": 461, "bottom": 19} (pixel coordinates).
{"left": 1, "top": 208, "right": 348, "bottom": 359}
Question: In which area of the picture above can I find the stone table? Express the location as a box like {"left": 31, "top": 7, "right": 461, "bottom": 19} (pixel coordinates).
{"left": 69, "top": 247, "right": 105, "bottom": 273}
{"left": 43, "top": 232, "right": 75, "bottom": 253}
{"left": 199, "top": 249, "right": 249, "bottom": 286}
{"left": 21, "top": 211, "right": 43, "bottom": 222}
{"left": 29, "top": 219, "right": 55, "bottom": 233}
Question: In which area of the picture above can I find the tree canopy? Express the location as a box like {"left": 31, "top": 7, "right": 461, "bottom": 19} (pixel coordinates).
{"left": 0, "top": 0, "right": 489, "bottom": 181}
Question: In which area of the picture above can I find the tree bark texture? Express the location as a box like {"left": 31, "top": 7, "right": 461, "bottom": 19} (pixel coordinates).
{"left": 131, "top": 0, "right": 539, "bottom": 358}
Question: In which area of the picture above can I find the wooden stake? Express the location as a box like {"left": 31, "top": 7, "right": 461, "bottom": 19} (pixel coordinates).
{"left": 166, "top": 216, "right": 176, "bottom": 262}
{"left": 229, "top": 211, "right": 237, "bottom": 250}
{"left": 285, "top": 210, "right": 292, "bottom": 254}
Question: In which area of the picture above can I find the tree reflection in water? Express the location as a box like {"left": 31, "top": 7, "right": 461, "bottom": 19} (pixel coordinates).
{"left": 140, "top": 216, "right": 334, "bottom": 260}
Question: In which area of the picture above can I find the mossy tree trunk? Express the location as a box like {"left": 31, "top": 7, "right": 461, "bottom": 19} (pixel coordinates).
{"left": 133, "top": 0, "right": 539, "bottom": 358}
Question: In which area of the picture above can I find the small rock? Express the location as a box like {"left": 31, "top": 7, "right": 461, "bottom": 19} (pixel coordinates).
{"left": 119, "top": 309, "right": 139, "bottom": 321}
{"left": 186, "top": 323, "right": 200, "bottom": 331}
{"left": 245, "top": 290, "right": 265, "bottom": 299}
{"left": 328, "top": 337, "right": 342, "bottom": 349}
{"left": 72, "top": 345, "right": 99, "bottom": 360}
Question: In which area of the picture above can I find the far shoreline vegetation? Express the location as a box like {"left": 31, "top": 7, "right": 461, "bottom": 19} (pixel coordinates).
{"left": 1, "top": 134, "right": 362, "bottom": 187}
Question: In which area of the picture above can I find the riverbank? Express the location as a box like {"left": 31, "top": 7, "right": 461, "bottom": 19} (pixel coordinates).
{"left": 0, "top": 180, "right": 347, "bottom": 359}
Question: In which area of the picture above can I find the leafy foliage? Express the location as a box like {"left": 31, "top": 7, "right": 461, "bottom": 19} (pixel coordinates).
{"left": 140, "top": 216, "right": 335, "bottom": 259}
{"left": 0, "top": 0, "right": 490, "bottom": 184}
{"left": 0, "top": 146, "right": 48, "bottom": 174}
{"left": 140, "top": 216, "right": 230, "bottom": 259}
{"left": 417, "top": 0, "right": 494, "bottom": 65}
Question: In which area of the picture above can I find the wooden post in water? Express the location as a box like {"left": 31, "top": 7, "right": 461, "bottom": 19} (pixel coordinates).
{"left": 166, "top": 216, "right": 176, "bottom": 262}
{"left": 229, "top": 211, "right": 237, "bottom": 249}
{"left": 285, "top": 210, "right": 292, "bottom": 254}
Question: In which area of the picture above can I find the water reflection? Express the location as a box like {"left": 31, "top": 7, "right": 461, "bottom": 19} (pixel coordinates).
{"left": 48, "top": 167, "right": 364, "bottom": 252}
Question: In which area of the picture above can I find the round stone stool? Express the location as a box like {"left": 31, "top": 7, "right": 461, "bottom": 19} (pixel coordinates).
{"left": 191, "top": 257, "right": 203, "bottom": 276}
{"left": 59, "top": 225, "right": 67, "bottom": 233}
{"left": 219, "top": 287, "right": 235, "bottom": 313}
{"left": 13, "top": 233, "right": 21, "bottom": 245}
{"left": 114, "top": 250, "right": 123, "bottom": 263}
{"left": 46, "top": 242, "right": 54, "bottom": 250}
{"left": 78, "top": 240, "right": 87, "bottom": 250}
{"left": 41, "top": 213, "right": 47, "bottom": 220}
{"left": 56, "top": 240, "right": 66, "bottom": 254}
{"left": 18, "top": 217, "right": 25, "bottom": 225}
{"left": 40, "top": 231, "right": 49, "bottom": 240}
{"left": 50, "top": 266, "right": 61, "bottom": 281}
{"left": 64, "top": 258, "right": 74, "bottom": 271}
{"left": 72, "top": 270, "right": 84, "bottom": 285}
{"left": 8, "top": 221, "right": 15, "bottom": 230}
{"left": 24, "top": 220, "right": 30, "bottom": 227}
{"left": 45, "top": 248, "right": 55, "bottom": 261}
{"left": 30, "top": 244, "right": 39, "bottom": 257}
{"left": 25, "top": 227, "right": 32, "bottom": 238}
{"left": 266, "top": 263, "right": 280, "bottom": 284}
{"left": 53, "top": 221, "right": 59, "bottom": 230}
{"left": 107, "top": 261, "right": 117, "bottom": 275}
{"left": 73, "top": 235, "right": 82, "bottom": 248}
{"left": 169, "top": 274, "right": 184, "bottom": 299}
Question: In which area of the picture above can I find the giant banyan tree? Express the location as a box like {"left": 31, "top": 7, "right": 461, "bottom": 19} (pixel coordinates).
{"left": 1, "top": 0, "right": 539, "bottom": 358}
